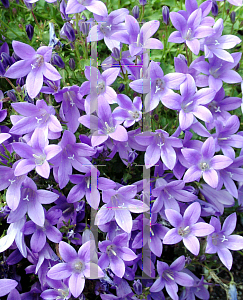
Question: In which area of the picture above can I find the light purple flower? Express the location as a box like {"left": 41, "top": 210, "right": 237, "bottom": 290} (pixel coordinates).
{"left": 98, "top": 233, "right": 137, "bottom": 278}
{"left": 150, "top": 255, "right": 194, "bottom": 300}
{"left": 47, "top": 241, "right": 104, "bottom": 298}
{"left": 0, "top": 279, "right": 18, "bottom": 297}
{"left": 163, "top": 202, "right": 214, "bottom": 255}
{"left": 182, "top": 137, "right": 233, "bottom": 188}
{"left": 206, "top": 213, "right": 243, "bottom": 270}
{"left": 66, "top": 0, "right": 108, "bottom": 16}
{"left": 4, "top": 41, "right": 62, "bottom": 98}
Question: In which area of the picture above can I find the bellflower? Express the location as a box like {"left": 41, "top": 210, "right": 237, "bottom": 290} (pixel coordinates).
{"left": 50, "top": 130, "right": 96, "bottom": 189}
{"left": 151, "top": 178, "right": 197, "bottom": 213}
{"left": 163, "top": 75, "right": 215, "bottom": 130}
{"left": 0, "top": 279, "right": 18, "bottom": 297}
{"left": 163, "top": 202, "right": 214, "bottom": 255}
{"left": 112, "top": 15, "right": 163, "bottom": 57}
{"left": 182, "top": 137, "right": 233, "bottom": 188}
{"left": 79, "top": 100, "right": 128, "bottom": 147}
{"left": 150, "top": 255, "right": 194, "bottom": 300}
{"left": 80, "top": 66, "right": 120, "bottom": 114}
{"left": 98, "top": 233, "right": 137, "bottom": 278}
{"left": 168, "top": 8, "right": 213, "bottom": 55}
{"left": 7, "top": 177, "right": 59, "bottom": 226}
{"left": 47, "top": 241, "right": 104, "bottom": 298}
{"left": 135, "top": 129, "right": 182, "bottom": 169}
{"left": 95, "top": 185, "right": 149, "bottom": 233}
{"left": 66, "top": 0, "right": 108, "bottom": 16}
{"left": 112, "top": 94, "right": 142, "bottom": 127}
{"left": 206, "top": 213, "right": 243, "bottom": 270}
{"left": 87, "top": 8, "right": 129, "bottom": 51}
{"left": 12, "top": 128, "right": 62, "bottom": 179}
{"left": 194, "top": 53, "right": 242, "bottom": 92}
{"left": 41, "top": 279, "right": 71, "bottom": 300}
{"left": 22, "top": 208, "right": 62, "bottom": 252}
{"left": 4, "top": 41, "right": 62, "bottom": 98}
{"left": 130, "top": 61, "right": 186, "bottom": 112}
{"left": 10, "top": 99, "right": 63, "bottom": 139}
{"left": 67, "top": 167, "right": 116, "bottom": 209}
{"left": 200, "top": 18, "right": 241, "bottom": 62}
{"left": 217, "top": 0, "right": 242, "bottom": 6}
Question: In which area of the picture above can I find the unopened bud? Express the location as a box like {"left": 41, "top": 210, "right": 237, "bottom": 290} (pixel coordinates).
{"left": 63, "top": 22, "right": 75, "bottom": 42}
{"left": 154, "top": 114, "right": 159, "bottom": 121}
{"left": 230, "top": 11, "right": 236, "bottom": 23}
{"left": 211, "top": 0, "right": 218, "bottom": 17}
{"left": 132, "top": 6, "right": 140, "bottom": 19}
{"left": 233, "top": 62, "right": 240, "bottom": 71}
{"left": 80, "top": 22, "right": 89, "bottom": 36}
{"left": 177, "top": 53, "right": 187, "bottom": 65}
{"left": 0, "top": 0, "right": 9, "bottom": 8}
{"left": 112, "top": 47, "right": 120, "bottom": 60}
{"left": 26, "top": 24, "right": 34, "bottom": 41}
{"left": 69, "top": 58, "right": 75, "bottom": 70}
{"left": 16, "top": 77, "right": 25, "bottom": 86}
{"left": 118, "top": 83, "right": 125, "bottom": 92}
{"left": 0, "top": 61, "right": 5, "bottom": 76}
{"left": 139, "top": 0, "right": 147, "bottom": 5}
{"left": 133, "top": 280, "right": 142, "bottom": 295}
{"left": 1, "top": 52, "right": 12, "bottom": 69}
{"left": 52, "top": 53, "right": 65, "bottom": 69}
{"left": 162, "top": 6, "right": 170, "bottom": 25}
{"left": 7, "top": 90, "right": 17, "bottom": 102}
{"left": 12, "top": 8, "right": 17, "bottom": 14}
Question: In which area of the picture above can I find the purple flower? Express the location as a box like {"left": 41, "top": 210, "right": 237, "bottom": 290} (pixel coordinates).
{"left": 206, "top": 213, "right": 243, "bottom": 270}
{"left": 12, "top": 128, "right": 62, "bottom": 179}
{"left": 4, "top": 41, "right": 62, "bottom": 98}
{"left": 95, "top": 185, "right": 149, "bottom": 233}
{"left": 112, "top": 15, "right": 163, "bottom": 57}
{"left": 47, "top": 241, "right": 104, "bottom": 298}
{"left": 194, "top": 53, "right": 242, "bottom": 92}
{"left": 168, "top": 8, "right": 213, "bottom": 55}
{"left": 87, "top": 8, "right": 129, "bottom": 51}
{"left": 135, "top": 129, "right": 182, "bottom": 169}
{"left": 79, "top": 100, "right": 128, "bottom": 147}
{"left": 163, "top": 202, "right": 214, "bottom": 255}
{"left": 150, "top": 255, "right": 194, "bottom": 300}
{"left": 66, "top": 0, "right": 108, "bottom": 16}
{"left": 0, "top": 279, "right": 18, "bottom": 297}
{"left": 98, "top": 233, "right": 137, "bottom": 278}
{"left": 200, "top": 18, "right": 241, "bottom": 62}
{"left": 182, "top": 137, "right": 233, "bottom": 188}
{"left": 41, "top": 279, "right": 71, "bottom": 300}
{"left": 10, "top": 99, "right": 63, "bottom": 138}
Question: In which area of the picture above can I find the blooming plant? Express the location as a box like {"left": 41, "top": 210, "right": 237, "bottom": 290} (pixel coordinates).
{"left": 0, "top": 0, "right": 243, "bottom": 299}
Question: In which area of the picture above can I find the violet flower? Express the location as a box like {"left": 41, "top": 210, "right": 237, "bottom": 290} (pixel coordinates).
{"left": 168, "top": 8, "right": 213, "bottom": 55}
{"left": 206, "top": 213, "right": 243, "bottom": 270}
{"left": 12, "top": 128, "right": 62, "bottom": 179}
{"left": 47, "top": 241, "right": 104, "bottom": 298}
{"left": 163, "top": 202, "right": 214, "bottom": 255}
{"left": 200, "top": 18, "right": 241, "bottom": 63}
{"left": 112, "top": 15, "right": 163, "bottom": 57}
{"left": 0, "top": 279, "right": 18, "bottom": 297}
{"left": 98, "top": 233, "right": 137, "bottom": 278}
{"left": 150, "top": 255, "right": 194, "bottom": 300}
{"left": 66, "top": 0, "right": 108, "bottom": 16}
{"left": 182, "top": 137, "right": 233, "bottom": 188}
{"left": 4, "top": 41, "right": 62, "bottom": 98}
{"left": 163, "top": 75, "right": 215, "bottom": 130}
{"left": 95, "top": 185, "right": 149, "bottom": 233}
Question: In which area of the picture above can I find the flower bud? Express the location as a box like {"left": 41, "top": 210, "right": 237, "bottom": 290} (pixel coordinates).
{"left": 16, "top": 77, "right": 25, "bottom": 86}
{"left": 63, "top": 22, "right": 75, "bottom": 42}
{"left": 162, "top": 6, "right": 170, "bottom": 25}
{"left": 26, "top": 24, "right": 34, "bottom": 41}
{"left": 128, "top": 149, "right": 138, "bottom": 164}
{"left": 24, "top": 0, "right": 32, "bottom": 9}
{"left": 132, "top": 6, "right": 140, "bottom": 19}
{"left": 154, "top": 114, "right": 159, "bottom": 121}
{"left": 52, "top": 53, "right": 65, "bottom": 69}
{"left": 233, "top": 62, "right": 240, "bottom": 71}
{"left": 118, "top": 83, "right": 125, "bottom": 92}
{"left": 1, "top": 52, "right": 12, "bottom": 69}
{"left": 0, "top": 61, "right": 5, "bottom": 76}
{"left": 211, "top": 0, "right": 218, "bottom": 17}
{"left": 230, "top": 11, "right": 236, "bottom": 23}
{"left": 12, "top": 52, "right": 21, "bottom": 62}
{"left": 7, "top": 90, "right": 17, "bottom": 102}
{"left": 80, "top": 21, "right": 89, "bottom": 36}
{"left": 69, "top": 58, "right": 75, "bottom": 70}
{"left": 0, "top": 0, "right": 9, "bottom": 8}
{"left": 112, "top": 47, "right": 120, "bottom": 60}
{"left": 12, "top": 7, "right": 17, "bottom": 14}
{"left": 139, "top": 0, "right": 147, "bottom": 5}
{"left": 133, "top": 280, "right": 142, "bottom": 295}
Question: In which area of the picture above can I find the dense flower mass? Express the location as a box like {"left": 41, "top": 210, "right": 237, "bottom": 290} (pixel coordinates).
{"left": 0, "top": 0, "right": 243, "bottom": 299}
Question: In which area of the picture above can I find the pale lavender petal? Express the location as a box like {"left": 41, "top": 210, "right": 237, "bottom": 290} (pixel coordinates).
{"left": 110, "top": 255, "right": 125, "bottom": 278}
{"left": 47, "top": 263, "right": 72, "bottom": 279}
{"left": 36, "top": 160, "right": 50, "bottom": 179}
{"left": 31, "top": 229, "right": 46, "bottom": 252}
{"left": 217, "top": 247, "right": 233, "bottom": 270}
{"left": 201, "top": 137, "right": 215, "bottom": 160}
{"left": 165, "top": 209, "right": 183, "bottom": 227}
{"left": 174, "top": 272, "right": 194, "bottom": 286}
{"left": 145, "top": 144, "right": 160, "bottom": 168}
{"left": 193, "top": 105, "right": 213, "bottom": 123}
{"left": 12, "top": 40, "right": 35, "bottom": 59}
{"left": 14, "top": 159, "right": 35, "bottom": 176}
{"left": 190, "top": 222, "right": 214, "bottom": 237}
{"left": 203, "top": 169, "right": 218, "bottom": 188}
{"left": 59, "top": 241, "right": 77, "bottom": 262}
{"left": 222, "top": 213, "right": 236, "bottom": 236}
{"left": 210, "top": 155, "right": 233, "bottom": 170}
{"left": 183, "top": 235, "right": 200, "bottom": 255}
{"left": 28, "top": 200, "right": 45, "bottom": 226}
{"left": 83, "top": 262, "right": 104, "bottom": 279}
{"left": 109, "top": 125, "right": 128, "bottom": 142}
{"left": 26, "top": 68, "right": 44, "bottom": 99}
{"left": 0, "top": 279, "right": 18, "bottom": 297}
{"left": 186, "top": 39, "right": 200, "bottom": 55}
{"left": 183, "top": 165, "right": 201, "bottom": 183}
{"left": 224, "top": 235, "right": 243, "bottom": 251}
{"left": 115, "top": 209, "right": 132, "bottom": 233}
{"left": 69, "top": 273, "right": 85, "bottom": 298}
{"left": 4, "top": 60, "right": 32, "bottom": 78}
{"left": 163, "top": 228, "right": 182, "bottom": 244}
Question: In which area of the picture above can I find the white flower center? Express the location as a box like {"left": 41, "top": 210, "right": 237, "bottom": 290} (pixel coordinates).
{"left": 33, "top": 154, "right": 46, "bottom": 166}
{"left": 31, "top": 54, "right": 44, "bottom": 69}
{"left": 178, "top": 225, "right": 190, "bottom": 237}
{"left": 200, "top": 162, "right": 209, "bottom": 171}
